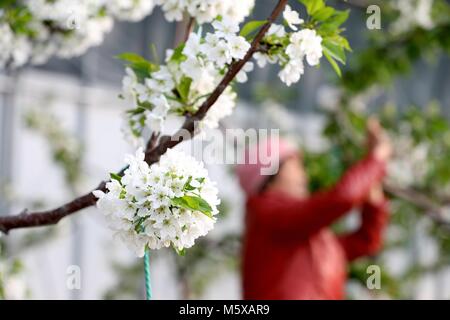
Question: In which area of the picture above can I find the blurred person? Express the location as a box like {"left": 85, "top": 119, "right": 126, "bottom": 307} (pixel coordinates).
{"left": 236, "top": 119, "right": 391, "bottom": 300}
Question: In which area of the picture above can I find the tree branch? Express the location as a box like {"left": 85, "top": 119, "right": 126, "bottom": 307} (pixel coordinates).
{"left": 0, "top": 0, "right": 289, "bottom": 234}
{"left": 384, "top": 183, "right": 450, "bottom": 231}
{"left": 0, "top": 187, "right": 100, "bottom": 234}
{"left": 145, "top": 0, "right": 289, "bottom": 164}
{"left": 183, "top": 17, "right": 195, "bottom": 43}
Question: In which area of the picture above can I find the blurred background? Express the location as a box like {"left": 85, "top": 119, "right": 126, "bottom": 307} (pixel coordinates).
{"left": 1, "top": 0, "right": 450, "bottom": 299}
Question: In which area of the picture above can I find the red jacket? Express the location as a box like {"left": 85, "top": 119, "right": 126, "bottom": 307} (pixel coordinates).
{"left": 242, "top": 153, "right": 389, "bottom": 300}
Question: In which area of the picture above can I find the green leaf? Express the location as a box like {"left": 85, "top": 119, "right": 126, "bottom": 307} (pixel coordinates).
{"left": 328, "top": 35, "right": 352, "bottom": 52}
{"left": 323, "top": 50, "right": 342, "bottom": 78}
{"left": 299, "top": 0, "right": 325, "bottom": 15}
{"left": 330, "top": 10, "right": 350, "bottom": 28}
{"left": 171, "top": 196, "right": 213, "bottom": 218}
{"left": 116, "top": 52, "right": 148, "bottom": 64}
{"left": 174, "top": 247, "right": 186, "bottom": 256}
{"left": 313, "top": 7, "right": 335, "bottom": 22}
{"left": 170, "top": 44, "right": 187, "bottom": 63}
{"left": 183, "top": 177, "right": 196, "bottom": 191}
{"left": 126, "top": 107, "right": 147, "bottom": 115}
{"left": 110, "top": 173, "right": 122, "bottom": 184}
{"left": 323, "top": 39, "right": 346, "bottom": 64}
{"left": 116, "top": 52, "right": 158, "bottom": 81}
{"left": 134, "top": 217, "right": 146, "bottom": 233}
{"left": 132, "top": 61, "right": 159, "bottom": 82}
{"left": 320, "top": 10, "right": 350, "bottom": 32}
{"left": 6, "top": 7, "right": 34, "bottom": 36}
{"left": 196, "top": 177, "right": 205, "bottom": 184}
{"left": 176, "top": 76, "right": 192, "bottom": 103}
{"left": 0, "top": 0, "right": 16, "bottom": 8}
{"left": 240, "top": 20, "right": 267, "bottom": 38}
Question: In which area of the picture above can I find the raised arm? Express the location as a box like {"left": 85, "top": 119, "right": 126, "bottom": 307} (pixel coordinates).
{"left": 338, "top": 186, "right": 389, "bottom": 261}
{"left": 250, "top": 118, "right": 392, "bottom": 241}
{"left": 250, "top": 151, "right": 386, "bottom": 240}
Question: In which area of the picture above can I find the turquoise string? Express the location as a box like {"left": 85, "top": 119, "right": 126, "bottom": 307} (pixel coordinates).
{"left": 144, "top": 249, "right": 152, "bottom": 300}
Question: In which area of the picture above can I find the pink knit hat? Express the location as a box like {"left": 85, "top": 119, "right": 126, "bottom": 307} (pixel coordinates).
{"left": 235, "top": 137, "right": 298, "bottom": 197}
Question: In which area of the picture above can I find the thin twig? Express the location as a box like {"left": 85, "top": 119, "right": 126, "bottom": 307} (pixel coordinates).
{"left": 183, "top": 17, "right": 195, "bottom": 43}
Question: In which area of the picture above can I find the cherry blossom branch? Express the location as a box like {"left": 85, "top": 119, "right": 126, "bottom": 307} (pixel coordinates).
{"left": 0, "top": 0, "right": 289, "bottom": 234}
{"left": 0, "top": 186, "right": 101, "bottom": 234}
{"left": 145, "top": 0, "right": 289, "bottom": 164}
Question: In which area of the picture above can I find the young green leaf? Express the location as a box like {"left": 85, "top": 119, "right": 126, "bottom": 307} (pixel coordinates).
{"left": 110, "top": 173, "right": 122, "bottom": 184}
{"left": 170, "top": 44, "right": 187, "bottom": 63}
{"left": 116, "top": 53, "right": 158, "bottom": 81}
{"left": 320, "top": 10, "right": 350, "bottom": 32}
{"left": 330, "top": 10, "right": 350, "bottom": 28}
{"left": 322, "top": 39, "right": 346, "bottom": 64}
{"left": 134, "top": 217, "right": 146, "bottom": 233}
{"left": 183, "top": 177, "right": 196, "bottom": 191}
{"left": 171, "top": 196, "right": 213, "bottom": 217}
{"left": 313, "top": 7, "right": 335, "bottom": 22}
{"left": 299, "top": 0, "right": 325, "bottom": 15}
{"left": 324, "top": 50, "right": 342, "bottom": 77}
{"left": 328, "top": 35, "right": 352, "bottom": 52}
{"left": 116, "top": 52, "right": 148, "bottom": 64}
{"left": 175, "top": 247, "right": 186, "bottom": 256}
{"left": 240, "top": 20, "right": 267, "bottom": 38}
{"left": 132, "top": 61, "right": 159, "bottom": 82}
{"left": 176, "top": 76, "right": 193, "bottom": 103}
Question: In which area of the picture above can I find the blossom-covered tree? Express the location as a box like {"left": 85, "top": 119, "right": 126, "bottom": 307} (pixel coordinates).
{"left": 0, "top": 0, "right": 158, "bottom": 68}
{"left": 0, "top": 1, "right": 352, "bottom": 292}
{"left": 1, "top": 0, "right": 449, "bottom": 300}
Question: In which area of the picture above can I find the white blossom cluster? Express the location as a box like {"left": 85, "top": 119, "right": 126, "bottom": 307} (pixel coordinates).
{"left": 391, "top": 0, "right": 434, "bottom": 34}
{"left": 0, "top": 0, "right": 155, "bottom": 68}
{"left": 253, "top": 5, "right": 324, "bottom": 86}
{"left": 93, "top": 148, "right": 220, "bottom": 257}
{"left": 155, "top": 0, "right": 255, "bottom": 24}
{"left": 387, "top": 134, "right": 430, "bottom": 188}
{"left": 121, "top": 18, "right": 252, "bottom": 146}
{"left": 0, "top": 24, "right": 31, "bottom": 68}
{"left": 120, "top": 5, "right": 327, "bottom": 146}
{"left": 107, "top": 0, "right": 156, "bottom": 22}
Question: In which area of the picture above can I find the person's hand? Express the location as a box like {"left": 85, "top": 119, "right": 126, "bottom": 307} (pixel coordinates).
{"left": 367, "top": 184, "right": 385, "bottom": 205}
{"left": 367, "top": 117, "right": 392, "bottom": 162}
